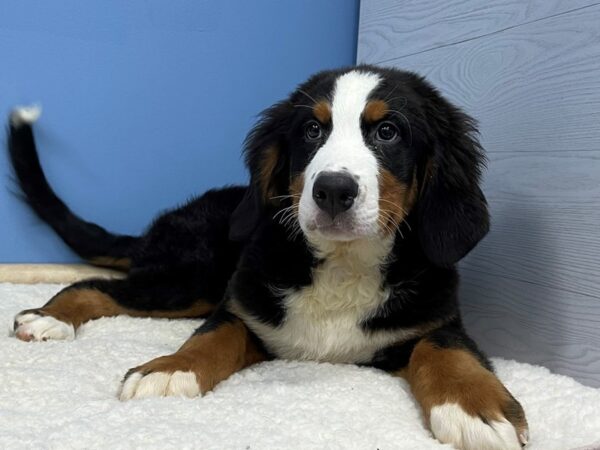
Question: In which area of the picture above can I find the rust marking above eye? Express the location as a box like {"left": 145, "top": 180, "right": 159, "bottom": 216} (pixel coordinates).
{"left": 363, "top": 99, "right": 389, "bottom": 123}
{"left": 313, "top": 101, "right": 332, "bottom": 124}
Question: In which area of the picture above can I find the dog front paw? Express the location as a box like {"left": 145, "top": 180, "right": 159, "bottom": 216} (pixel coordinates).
{"left": 12, "top": 310, "right": 74, "bottom": 342}
{"left": 429, "top": 402, "right": 528, "bottom": 450}
{"left": 118, "top": 355, "right": 202, "bottom": 401}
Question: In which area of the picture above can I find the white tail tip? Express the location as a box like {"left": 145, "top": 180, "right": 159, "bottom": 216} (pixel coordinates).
{"left": 10, "top": 104, "right": 42, "bottom": 127}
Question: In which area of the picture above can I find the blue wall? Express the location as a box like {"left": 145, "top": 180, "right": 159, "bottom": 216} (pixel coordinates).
{"left": 0, "top": 0, "right": 359, "bottom": 262}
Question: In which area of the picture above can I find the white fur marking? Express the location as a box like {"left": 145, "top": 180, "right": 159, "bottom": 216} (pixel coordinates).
{"left": 430, "top": 403, "right": 521, "bottom": 450}
{"left": 234, "top": 238, "right": 432, "bottom": 363}
{"left": 299, "top": 71, "right": 382, "bottom": 242}
{"left": 13, "top": 311, "right": 74, "bottom": 341}
{"left": 118, "top": 372, "right": 143, "bottom": 401}
{"left": 166, "top": 371, "right": 201, "bottom": 397}
{"left": 119, "top": 371, "right": 200, "bottom": 401}
{"left": 10, "top": 105, "right": 42, "bottom": 126}
{"left": 131, "top": 372, "right": 171, "bottom": 398}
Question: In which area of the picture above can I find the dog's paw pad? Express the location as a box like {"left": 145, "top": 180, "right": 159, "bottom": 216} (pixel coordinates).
{"left": 12, "top": 311, "right": 74, "bottom": 342}
{"left": 430, "top": 403, "right": 522, "bottom": 450}
{"left": 119, "top": 370, "right": 200, "bottom": 401}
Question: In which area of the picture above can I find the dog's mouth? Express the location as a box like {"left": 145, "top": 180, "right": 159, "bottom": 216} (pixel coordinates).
{"left": 303, "top": 211, "right": 376, "bottom": 241}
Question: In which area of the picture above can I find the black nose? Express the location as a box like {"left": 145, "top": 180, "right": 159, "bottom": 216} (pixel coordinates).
{"left": 312, "top": 171, "right": 359, "bottom": 219}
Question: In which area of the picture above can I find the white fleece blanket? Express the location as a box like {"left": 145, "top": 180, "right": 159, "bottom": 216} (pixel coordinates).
{"left": 1, "top": 284, "right": 599, "bottom": 450}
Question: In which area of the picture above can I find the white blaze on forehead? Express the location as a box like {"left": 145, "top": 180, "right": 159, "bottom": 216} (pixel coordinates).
{"left": 330, "top": 71, "right": 381, "bottom": 139}
{"left": 298, "top": 70, "right": 383, "bottom": 240}
{"left": 307, "top": 70, "right": 381, "bottom": 175}
{"left": 314, "top": 70, "right": 381, "bottom": 173}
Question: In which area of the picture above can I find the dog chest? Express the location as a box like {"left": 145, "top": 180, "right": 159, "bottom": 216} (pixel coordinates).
{"left": 234, "top": 247, "right": 413, "bottom": 364}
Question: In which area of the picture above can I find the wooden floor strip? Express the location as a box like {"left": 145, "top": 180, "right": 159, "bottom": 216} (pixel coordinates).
{"left": 0, "top": 264, "right": 125, "bottom": 284}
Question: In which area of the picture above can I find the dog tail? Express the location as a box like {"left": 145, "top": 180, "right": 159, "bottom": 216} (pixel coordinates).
{"left": 7, "top": 106, "right": 139, "bottom": 271}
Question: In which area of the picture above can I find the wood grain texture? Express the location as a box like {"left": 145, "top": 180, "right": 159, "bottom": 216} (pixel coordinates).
{"left": 460, "top": 268, "right": 600, "bottom": 387}
{"left": 358, "top": 2, "right": 600, "bottom": 385}
{"left": 358, "top": 0, "right": 597, "bottom": 64}
{"left": 468, "top": 151, "right": 600, "bottom": 299}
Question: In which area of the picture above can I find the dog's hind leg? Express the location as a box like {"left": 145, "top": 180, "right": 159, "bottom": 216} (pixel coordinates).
{"left": 11, "top": 186, "right": 248, "bottom": 342}
{"left": 12, "top": 267, "right": 218, "bottom": 342}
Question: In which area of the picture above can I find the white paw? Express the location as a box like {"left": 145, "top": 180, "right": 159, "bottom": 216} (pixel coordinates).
{"left": 12, "top": 311, "right": 75, "bottom": 342}
{"left": 119, "top": 371, "right": 200, "bottom": 401}
{"left": 430, "top": 403, "right": 521, "bottom": 450}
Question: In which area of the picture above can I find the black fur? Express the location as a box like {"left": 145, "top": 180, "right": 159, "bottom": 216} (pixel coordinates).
{"left": 229, "top": 217, "right": 315, "bottom": 327}
{"left": 229, "top": 100, "right": 293, "bottom": 241}
{"left": 425, "top": 318, "right": 493, "bottom": 371}
{"left": 416, "top": 101, "right": 489, "bottom": 267}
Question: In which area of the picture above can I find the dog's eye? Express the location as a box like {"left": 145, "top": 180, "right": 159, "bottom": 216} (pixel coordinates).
{"left": 305, "top": 121, "right": 322, "bottom": 141}
{"left": 375, "top": 122, "right": 400, "bottom": 142}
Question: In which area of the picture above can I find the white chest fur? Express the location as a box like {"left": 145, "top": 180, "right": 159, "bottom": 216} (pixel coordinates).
{"left": 234, "top": 239, "right": 424, "bottom": 364}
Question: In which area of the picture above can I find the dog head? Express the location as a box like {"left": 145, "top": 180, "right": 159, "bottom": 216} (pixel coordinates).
{"left": 230, "top": 66, "right": 489, "bottom": 267}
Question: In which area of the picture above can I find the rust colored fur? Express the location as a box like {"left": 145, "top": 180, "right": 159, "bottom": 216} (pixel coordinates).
{"left": 363, "top": 100, "right": 388, "bottom": 123}
{"left": 402, "top": 341, "right": 528, "bottom": 434}
{"left": 313, "top": 101, "right": 332, "bottom": 124}
{"left": 37, "top": 289, "right": 214, "bottom": 329}
{"left": 129, "top": 319, "right": 267, "bottom": 394}
{"left": 258, "top": 146, "right": 280, "bottom": 202}
{"left": 378, "top": 169, "right": 417, "bottom": 235}
{"left": 88, "top": 256, "right": 132, "bottom": 270}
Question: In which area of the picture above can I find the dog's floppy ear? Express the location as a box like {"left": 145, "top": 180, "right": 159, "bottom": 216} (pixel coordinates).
{"left": 229, "top": 101, "right": 291, "bottom": 241}
{"left": 417, "top": 100, "right": 490, "bottom": 267}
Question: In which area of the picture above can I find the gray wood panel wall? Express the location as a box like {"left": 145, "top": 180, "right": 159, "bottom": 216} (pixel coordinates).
{"left": 358, "top": 1, "right": 600, "bottom": 387}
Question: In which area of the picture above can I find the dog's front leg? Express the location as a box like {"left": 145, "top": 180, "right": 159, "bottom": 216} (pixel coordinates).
{"left": 119, "top": 309, "right": 267, "bottom": 400}
{"left": 397, "top": 325, "right": 528, "bottom": 450}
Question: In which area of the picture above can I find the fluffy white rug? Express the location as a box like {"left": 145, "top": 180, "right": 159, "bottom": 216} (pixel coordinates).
{"left": 1, "top": 283, "right": 599, "bottom": 450}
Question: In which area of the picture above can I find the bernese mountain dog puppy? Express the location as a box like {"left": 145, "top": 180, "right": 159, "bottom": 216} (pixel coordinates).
{"left": 7, "top": 66, "right": 527, "bottom": 449}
